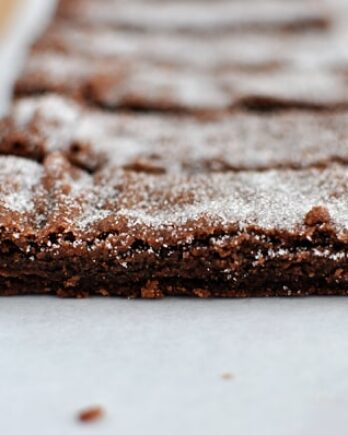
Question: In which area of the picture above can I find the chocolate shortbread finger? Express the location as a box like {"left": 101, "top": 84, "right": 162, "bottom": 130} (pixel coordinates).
{"left": 3, "top": 95, "right": 348, "bottom": 174}
{"left": 15, "top": 46, "right": 348, "bottom": 112}
{"left": 30, "top": 20, "right": 348, "bottom": 75}
{"left": 15, "top": 54, "right": 348, "bottom": 112}
{"left": 1, "top": 152, "right": 348, "bottom": 297}
{"left": 56, "top": 0, "right": 330, "bottom": 34}
{"left": 15, "top": 0, "right": 347, "bottom": 112}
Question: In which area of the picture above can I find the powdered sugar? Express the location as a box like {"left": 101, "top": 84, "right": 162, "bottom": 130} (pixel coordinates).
{"left": 20, "top": 46, "right": 348, "bottom": 110}
{"left": 60, "top": 0, "right": 328, "bottom": 34}
{"left": 4, "top": 0, "right": 348, "bottom": 239}
{"left": 8, "top": 95, "right": 348, "bottom": 174}
{"left": 0, "top": 156, "right": 42, "bottom": 213}
{"left": 15, "top": 0, "right": 348, "bottom": 113}
{"left": 13, "top": 94, "right": 81, "bottom": 154}
{"left": 103, "top": 166, "right": 348, "bottom": 234}
{"left": 37, "top": 22, "right": 348, "bottom": 72}
{"left": 1, "top": 153, "right": 348, "bottom": 247}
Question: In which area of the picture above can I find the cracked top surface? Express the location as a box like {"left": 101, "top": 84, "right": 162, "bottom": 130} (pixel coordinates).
{"left": 3, "top": 0, "right": 348, "bottom": 251}
{"left": 15, "top": 0, "right": 348, "bottom": 111}
{"left": 2, "top": 152, "right": 348, "bottom": 247}
{"left": 3, "top": 95, "right": 348, "bottom": 174}
{"left": 33, "top": 19, "right": 348, "bottom": 72}
{"left": 16, "top": 46, "right": 348, "bottom": 112}
{"left": 56, "top": 0, "right": 330, "bottom": 34}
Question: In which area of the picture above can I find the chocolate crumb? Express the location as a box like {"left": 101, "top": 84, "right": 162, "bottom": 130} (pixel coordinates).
{"left": 221, "top": 372, "right": 234, "bottom": 380}
{"left": 141, "top": 280, "right": 164, "bottom": 299}
{"left": 304, "top": 206, "right": 331, "bottom": 226}
{"left": 78, "top": 406, "right": 104, "bottom": 423}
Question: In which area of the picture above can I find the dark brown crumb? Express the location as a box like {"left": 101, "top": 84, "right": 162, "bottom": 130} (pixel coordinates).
{"left": 78, "top": 406, "right": 104, "bottom": 423}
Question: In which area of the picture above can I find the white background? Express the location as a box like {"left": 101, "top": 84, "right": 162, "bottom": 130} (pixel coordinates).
{"left": 1, "top": 297, "right": 348, "bottom": 435}
{"left": 1, "top": 2, "right": 348, "bottom": 434}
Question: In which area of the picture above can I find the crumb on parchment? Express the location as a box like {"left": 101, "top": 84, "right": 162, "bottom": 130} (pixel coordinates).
{"left": 78, "top": 406, "right": 105, "bottom": 423}
{"left": 221, "top": 372, "right": 235, "bottom": 380}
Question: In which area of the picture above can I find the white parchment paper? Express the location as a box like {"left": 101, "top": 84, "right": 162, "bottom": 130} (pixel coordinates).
{"left": 1, "top": 297, "right": 348, "bottom": 435}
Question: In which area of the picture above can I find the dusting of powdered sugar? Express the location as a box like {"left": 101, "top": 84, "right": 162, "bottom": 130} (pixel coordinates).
{"left": 13, "top": 94, "right": 81, "bottom": 153}
{"left": 10, "top": 95, "right": 348, "bottom": 174}
{"left": 36, "top": 152, "right": 116, "bottom": 231}
{"left": 25, "top": 51, "right": 98, "bottom": 80}
{"left": 102, "top": 165, "right": 348, "bottom": 233}
{"left": 14, "top": 93, "right": 79, "bottom": 128}
{"left": 0, "top": 156, "right": 42, "bottom": 213}
{"left": 227, "top": 68, "right": 348, "bottom": 106}
{"left": 63, "top": 0, "right": 328, "bottom": 33}
{"left": 18, "top": 46, "right": 348, "bottom": 110}
{"left": 1, "top": 153, "right": 348, "bottom": 236}
{"left": 38, "top": 21, "right": 348, "bottom": 71}
{"left": 17, "top": 0, "right": 348, "bottom": 112}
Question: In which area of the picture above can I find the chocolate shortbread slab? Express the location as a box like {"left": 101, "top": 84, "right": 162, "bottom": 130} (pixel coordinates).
{"left": 3, "top": 95, "right": 348, "bottom": 174}
{"left": 56, "top": 0, "right": 330, "bottom": 34}
{"left": 3, "top": 0, "right": 348, "bottom": 298}
{"left": 16, "top": 32, "right": 348, "bottom": 112}
{"left": 15, "top": 51, "right": 348, "bottom": 112}
{"left": 15, "top": 0, "right": 348, "bottom": 112}
{"left": 31, "top": 21, "right": 348, "bottom": 72}
{"left": 1, "top": 152, "right": 348, "bottom": 297}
